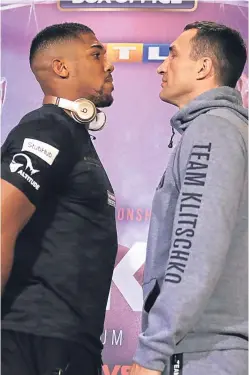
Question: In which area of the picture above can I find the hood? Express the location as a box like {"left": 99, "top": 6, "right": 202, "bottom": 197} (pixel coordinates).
{"left": 171, "top": 86, "right": 248, "bottom": 134}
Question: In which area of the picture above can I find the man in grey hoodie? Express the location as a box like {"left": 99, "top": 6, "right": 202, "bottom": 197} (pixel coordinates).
{"left": 130, "top": 21, "right": 248, "bottom": 375}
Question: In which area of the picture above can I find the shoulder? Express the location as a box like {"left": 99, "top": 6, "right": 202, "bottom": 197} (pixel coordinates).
{"left": 2, "top": 106, "right": 77, "bottom": 167}
{"left": 17, "top": 105, "right": 73, "bottom": 136}
{"left": 6, "top": 106, "right": 75, "bottom": 151}
{"left": 184, "top": 113, "right": 246, "bottom": 149}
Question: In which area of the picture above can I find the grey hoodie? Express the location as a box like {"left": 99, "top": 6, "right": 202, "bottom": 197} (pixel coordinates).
{"left": 133, "top": 87, "right": 248, "bottom": 372}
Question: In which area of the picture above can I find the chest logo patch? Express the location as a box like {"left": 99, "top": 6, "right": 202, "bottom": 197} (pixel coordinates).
{"left": 107, "top": 190, "right": 116, "bottom": 208}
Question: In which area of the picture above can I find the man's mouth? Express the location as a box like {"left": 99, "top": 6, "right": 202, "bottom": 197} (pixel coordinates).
{"left": 105, "top": 76, "right": 113, "bottom": 83}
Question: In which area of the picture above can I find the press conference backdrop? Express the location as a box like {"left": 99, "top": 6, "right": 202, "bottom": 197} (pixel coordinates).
{"left": 1, "top": 1, "right": 248, "bottom": 373}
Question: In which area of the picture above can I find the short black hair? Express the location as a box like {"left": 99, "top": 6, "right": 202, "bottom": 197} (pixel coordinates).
{"left": 29, "top": 22, "right": 94, "bottom": 66}
{"left": 184, "top": 21, "right": 247, "bottom": 88}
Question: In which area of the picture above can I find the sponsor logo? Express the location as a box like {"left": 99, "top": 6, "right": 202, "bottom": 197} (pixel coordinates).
{"left": 22, "top": 138, "right": 59, "bottom": 165}
{"left": 107, "top": 190, "right": 116, "bottom": 207}
{"left": 10, "top": 153, "right": 40, "bottom": 190}
{"left": 10, "top": 153, "right": 39, "bottom": 175}
{"left": 106, "top": 43, "right": 170, "bottom": 63}
{"left": 59, "top": 0, "right": 197, "bottom": 12}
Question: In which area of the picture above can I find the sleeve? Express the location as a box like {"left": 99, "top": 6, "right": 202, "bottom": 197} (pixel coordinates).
{"left": 1, "top": 119, "right": 74, "bottom": 207}
{"left": 133, "top": 115, "right": 247, "bottom": 371}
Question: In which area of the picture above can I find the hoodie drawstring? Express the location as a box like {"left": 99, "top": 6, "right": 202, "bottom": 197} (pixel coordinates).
{"left": 168, "top": 127, "right": 175, "bottom": 148}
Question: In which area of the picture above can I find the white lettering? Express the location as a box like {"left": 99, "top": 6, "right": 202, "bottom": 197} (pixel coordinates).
{"left": 112, "top": 46, "right": 136, "bottom": 60}
{"left": 111, "top": 330, "right": 123, "bottom": 346}
{"left": 173, "top": 360, "right": 180, "bottom": 375}
{"left": 148, "top": 46, "right": 168, "bottom": 60}
{"left": 107, "top": 242, "right": 146, "bottom": 311}
{"left": 101, "top": 329, "right": 124, "bottom": 346}
{"left": 18, "top": 170, "right": 40, "bottom": 190}
{"left": 72, "top": 0, "right": 182, "bottom": 3}
{"left": 72, "top": 0, "right": 183, "bottom": 5}
{"left": 101, "top": 330, "right": 107, "bottom": 345}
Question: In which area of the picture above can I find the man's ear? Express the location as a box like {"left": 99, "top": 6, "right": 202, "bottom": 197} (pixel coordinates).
{"left": 196, "top": 57, "right": 214, "bottom": 80}
{"left": 52, "top": 59, "right": 69, "bottom": 78}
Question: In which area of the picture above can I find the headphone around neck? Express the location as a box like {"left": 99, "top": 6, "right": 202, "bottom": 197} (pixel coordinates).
{"left": 43, "top": 96, "right": 106, "bottom": 131}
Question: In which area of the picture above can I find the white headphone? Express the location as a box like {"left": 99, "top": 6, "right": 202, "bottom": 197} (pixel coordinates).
{"left": 43, "top": 96, "right": 106, "bottom": 131}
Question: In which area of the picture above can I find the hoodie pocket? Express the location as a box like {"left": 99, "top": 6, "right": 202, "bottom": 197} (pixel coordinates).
{"left": 143, "top": 279, "right": 160, "bottom": 314}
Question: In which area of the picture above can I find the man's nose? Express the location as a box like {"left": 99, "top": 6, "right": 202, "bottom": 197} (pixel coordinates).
{"left": 157, "top": 57, "right": 168, "bottom": 75}
{"left": 105, "top": 59, "right": 114, "bottom": 73}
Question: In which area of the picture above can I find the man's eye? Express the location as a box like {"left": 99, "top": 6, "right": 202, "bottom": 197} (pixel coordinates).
{"left": 93, "top": 53, "right": 101, "bottom": 59}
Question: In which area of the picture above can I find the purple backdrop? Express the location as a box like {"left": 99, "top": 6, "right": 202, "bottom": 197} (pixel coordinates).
{"left": 1, "top": 1, "right": 248, "bottom": 372}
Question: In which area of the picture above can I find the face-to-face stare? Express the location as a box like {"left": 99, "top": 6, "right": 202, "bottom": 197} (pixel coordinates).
{"left": 157, "top": 29, "right": 201, "bottom": 107}
{"left": 55, "top": 32, "right": 115, "bottom": 107}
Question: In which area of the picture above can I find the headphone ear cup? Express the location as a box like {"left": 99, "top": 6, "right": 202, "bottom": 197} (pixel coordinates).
{"left": 72, "top": 99, "right": 97, "bottom": 123}
{"left": 88, "top": 110, "right": 106, "bottom": 131}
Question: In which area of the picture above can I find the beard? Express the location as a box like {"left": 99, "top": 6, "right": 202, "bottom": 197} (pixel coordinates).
{"left": 88, "top": 85, "right": 114, "bottom": 108}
